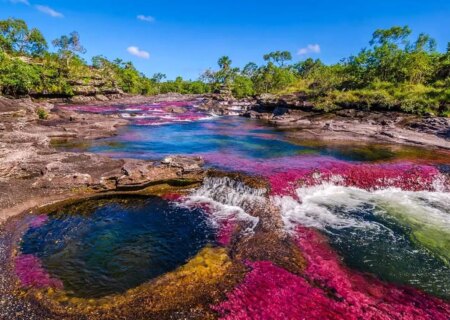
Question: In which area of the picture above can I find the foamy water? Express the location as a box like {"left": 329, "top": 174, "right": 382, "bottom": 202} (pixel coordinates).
{"left": 181, "top": 177, "right": 262, "bottom": 233}
{"left": 276, "top": 183, "right": 450, "bottom": 234}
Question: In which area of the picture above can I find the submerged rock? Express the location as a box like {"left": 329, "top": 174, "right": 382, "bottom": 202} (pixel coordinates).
{"left": 163, "top": 105, "right": 188, "bottom": 114}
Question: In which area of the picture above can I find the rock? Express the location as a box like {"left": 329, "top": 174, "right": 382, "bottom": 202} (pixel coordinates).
{"left": 323, "top": 122, "right": 334, "bottom": 130}
{"left": 0, "top": 97, "right": 20, "bottom": 113}
{"left": 216, "top": 84, "right": 234, "bottom": 100}
{"left": 258, "top": 93, "right": 278, "bottom": 101}
{"left": 62, "top": 173, "right": 93, "bottom": 186}
{"left": 273, "top": 107, "right": 289, "bottom": 117}
{"left": 408, "top": 117, "right": 450, "bottom": 138}
{"left": 95, "top": 94, "right": 110, "bottom": 102}
{"left": 72, "top": 85, "right": 99, "bottom": 95}
{"left": 32, "top": 173, "right": 92, "bottom": 189}
{"left": 116, "top": 159, "right": 191, "bottom": 188}
{"left": 98, "top": 176, "right": 117, "bottom": 190}
{"left": 70, "top": 95, "right": 96, "bottom": 103}
{"left": 243, "top": 111, "right": 271, "bottom": 120}
{"left": 197, "top": 94, "right": 250, "bottom": 116}
{"left": 164, "top": 106, "right": 188, "bottom": 114}
{"left": 17, "top": 162, "right": 45, "bottom": 179}
{"left": 121, "top": 160, "right": 153, "bottom": 180}
{"left": 256, "top": 93, "right": 310, "bottom": 110}
{"left": 1, "top": 132, "right": 49, "bottom": 147}
{"left": 162, "top": 155, "right": 205, "bottom": 173}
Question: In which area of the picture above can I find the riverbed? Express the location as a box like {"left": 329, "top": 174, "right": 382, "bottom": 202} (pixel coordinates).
{"left": 1, "top": 99, "right": 449, "bottom": 319}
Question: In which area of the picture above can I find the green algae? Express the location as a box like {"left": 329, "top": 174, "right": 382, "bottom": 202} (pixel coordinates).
{"left": 375, "top": 195, "right": 450, "bottom": 265}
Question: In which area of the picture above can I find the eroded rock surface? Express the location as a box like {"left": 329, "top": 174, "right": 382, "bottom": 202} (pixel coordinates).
{"left": 0, "top": 95, "right": 205, "bottom": 222}
{"left": 162, "top": 155, "right": 205, "bottom": 173}
{"left": 197, "top": 94, "right": 450, "bottom": 149}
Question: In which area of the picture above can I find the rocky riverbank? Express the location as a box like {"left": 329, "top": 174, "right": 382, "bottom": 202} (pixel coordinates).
{"left": 1, "top": 92, "right": 449, "bottom": 223}
{"left": 201, "top": 93, "right": 450, "bottom": 149}
{"left": 1, "top": 93, "right": 449, "bottom": 320}
{"left": 0, "top": 94, "right": 205, "bottom": 222}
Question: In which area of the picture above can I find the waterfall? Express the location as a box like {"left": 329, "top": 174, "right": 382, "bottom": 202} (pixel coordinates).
{"left": 182, "top": 177, "right": 263, "bottom": 232}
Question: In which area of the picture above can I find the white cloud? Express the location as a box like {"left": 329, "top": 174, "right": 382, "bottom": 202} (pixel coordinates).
{"left": 127, "top": 46, "right": 150, "bottom": 59}
{"left": 297, "top": 44, "right": 321, "bottom": 55}
{"left": 137, "top": 15, "right": 155, "bottom": 23}
{"left": 9, "top": 0, "right": 30, "bottom": 5}
{"left": 35, "top": 5, "right": 64, "bottom": 18}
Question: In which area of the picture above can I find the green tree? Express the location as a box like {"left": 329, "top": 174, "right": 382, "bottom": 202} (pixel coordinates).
{"left": 253, "top": 62, "right": 296, "bottom": 93}
{"left": 218, "top": 56, "right": 232, "bottom": 71}
{"left": 217, "top": 56, "right": 236, "bottom": 85}
{"left": 201, "top": 56, "right": 238, "bottom": 90}
{"left": 25, "top": 29, "right": 48, "bottom": 57}
{"left": 370, "top": 26, "right": 412, "bottom": 46}
{"left": 436, "top": 43, "right": 450, "bottom": 80}
{"left": 0, "top": 18, "right": 47, "bottom": 56}
{"left": 263, "top": 51, "right": 292, "bottom": 67}
{"left": 0, "top": 51, "right": 40, "bottom": 95}
{"left": 366, "top": 26, "right": 411, "bottom": 82}
{"left": 151, "top": 73, "right": 167, "bottom": 83}
{"left": 293, "top": 58, "right": 324, "bottom": 77}
{"left": 242, "top": 62, "right": 258, "bottom": 78}
{"left": 232, "top": 75, "right": 254, "bottom": 98}
{"left": 52, "top": 31, "right": 86, "bottom": 68}
{"left": 404, "top": 33, "right": 437, "bottom": 84}
{"left": 188, "top": 81, "right": 210, "bottom": 94}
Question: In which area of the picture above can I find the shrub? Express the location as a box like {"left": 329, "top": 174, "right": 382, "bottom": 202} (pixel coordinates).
{"left": 232, "top": 75, "right": 255, "bottom": 98}
{"left": 36, "top": 107, "right": 48, "bottom": 120}
{"left": 0, "top": 53, "right": 40, "bottom": 95}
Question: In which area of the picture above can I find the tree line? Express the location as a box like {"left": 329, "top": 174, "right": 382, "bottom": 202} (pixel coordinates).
{"left": 203, "top": 26, "right": 450, "bottom": 116}
{"left": 0, "top": 18, "right": 209, "bottom": 97}
{"left": 1, "top": 18, "right": 449, "bottom": 116}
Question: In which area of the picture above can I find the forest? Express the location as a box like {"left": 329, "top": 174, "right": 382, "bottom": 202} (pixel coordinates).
{"left": 1, "top": 18, "right": 449, "bottom": 116}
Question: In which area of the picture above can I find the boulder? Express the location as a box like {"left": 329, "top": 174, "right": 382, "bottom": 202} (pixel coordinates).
{"left": 164, "top": 106, "right": 188, "bottom": 114}
{"left": 161, "top": 155, "right": 205, "bottom": 173}
{"left": 72, "top": 85, "right": 98, "bottom": 95}
{"left": 255, "top": 93, "right": 312, "bottom": 110}
{"left": 409, "top": 117, "right": 450, "bottom": 138}
{"left": 116, "top": 159, "right": 184, "bottom": 187}
{"left": 70, "top": 95, "right": 96, "bottom": 103}
{"left": 95, "top": 94, "right": 110, "bottom": 102}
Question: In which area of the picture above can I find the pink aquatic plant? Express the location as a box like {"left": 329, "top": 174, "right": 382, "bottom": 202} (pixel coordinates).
{"left": 29, "top": 214, "right": 48, "bottom": 228}
{"left": 58, "top": 101, "right": 212, "bottom": 126}
{"left": 15, "top": 254, "right": 63, "bottom": 289}
{"left": 201, "top": 153, "right": 343, "bottom": 175}
{"left": 213, "top": 260, "right": 349, "bottom": 319}
{"left": 159, "top": 193, "right": 234, "bottom": 246}
{"left": 161, "top": 193, "right": 183, "bottom": 202}
{"left": 201, "top": 152, "right": 447, "bottom": 196}
{"left": 177, "top": 198, "right": 236, "bottom": 246}
{"left": 59, "top": 105, "right": 119, "bottom": 113}
{"left": 213, "top": 227, "right": 450, "bottom": 319}
{"left": 268, "top": 162, "right": 447, "bottom": 196}
{"left": 295, "top": 227, "right": 450, "bottom": 319}
{"left": 215, "top": 220, "right": 236, "bottom": 246}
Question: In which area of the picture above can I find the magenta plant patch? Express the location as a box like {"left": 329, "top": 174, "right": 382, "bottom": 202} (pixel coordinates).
{"left": 15, "top": 254, "right": 63, "bottom": 290}
{"left": 58, "top": 101, "right": 212, "bottom": 126}
{"left": 214, "top": 227, "right": 450, "bottom": 319}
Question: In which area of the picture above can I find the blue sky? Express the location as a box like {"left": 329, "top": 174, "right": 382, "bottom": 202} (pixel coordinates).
{"left": 2, "top": 0, "right": 450, "bottom": 79}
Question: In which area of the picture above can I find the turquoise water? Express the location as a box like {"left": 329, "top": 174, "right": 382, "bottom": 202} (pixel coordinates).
{"left": 325, "top": 203, "right": 450, "bottom": 298}
{"left": 59, "top": 117, "right": 437, "bottom": 165}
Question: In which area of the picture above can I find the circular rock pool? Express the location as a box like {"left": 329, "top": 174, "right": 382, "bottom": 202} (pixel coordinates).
{"left": 17, "top": 195, "right": 215, "bottom": 298}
